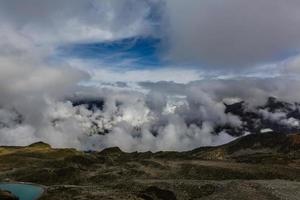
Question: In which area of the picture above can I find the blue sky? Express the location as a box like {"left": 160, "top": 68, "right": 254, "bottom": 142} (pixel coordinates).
{"left": 55, "top": 0, "right": 166, "bottom": 72}
{"left": 55, "top": 34, "right": 296, "bottom": 82}
{"left": 1, "top": 0, "right": 298, "bottom": 84}
{"left": 57, "top": 37, "right": 163, "bottom": 69}
{"left": 1, "top": 0, "right": 300, "bottom": 150}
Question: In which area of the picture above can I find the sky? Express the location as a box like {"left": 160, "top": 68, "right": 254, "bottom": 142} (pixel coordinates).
{"left": 1, "top": 0, "right": 300, "bottom": 151}
{"left": 1, "top": 0, "right": 300, "bottom": 82}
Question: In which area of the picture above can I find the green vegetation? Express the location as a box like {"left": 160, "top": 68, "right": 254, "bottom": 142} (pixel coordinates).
{"left": 0, "top": 133, "right": 300, "bottom": 199}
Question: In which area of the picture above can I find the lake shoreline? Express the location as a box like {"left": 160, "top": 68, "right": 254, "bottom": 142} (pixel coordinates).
{"left": 0, "top": 182, "right": 45, "bottom": 200}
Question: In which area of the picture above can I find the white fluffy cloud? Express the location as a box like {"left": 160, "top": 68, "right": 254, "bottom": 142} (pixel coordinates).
{"left": 2, "top": 76, "right": 300, "bottom": 152}
{"left": 1, "top": 0, "right": 300, "bottom": 153}
{"left": 0, "top": 0, "right": 156, "bottom": 44}
{"left": 0, "top": 85, "right": 239, "bottom": 151}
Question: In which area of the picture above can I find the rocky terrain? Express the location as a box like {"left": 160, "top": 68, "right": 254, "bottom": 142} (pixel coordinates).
{"left": 0, "top": 189, "right": 19, "bottom": 200}
{"left": 0, "top": 132, "right": 300, "bottom": 199}
{"left": 219, "top": 97, "right": 300, "bottom": 136}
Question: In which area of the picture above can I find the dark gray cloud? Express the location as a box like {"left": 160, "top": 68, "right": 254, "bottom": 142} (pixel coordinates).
{"left": 165, "top": 0, "right": 300, "bottom": 68}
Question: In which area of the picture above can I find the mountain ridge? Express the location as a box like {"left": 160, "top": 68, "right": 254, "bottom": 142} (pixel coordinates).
{"left": 1, "top": 132, "right": 300, "bottom": 199}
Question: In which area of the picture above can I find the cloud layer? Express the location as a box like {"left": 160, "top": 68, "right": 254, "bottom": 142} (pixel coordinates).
{"left": 0, "top": 0, "right": 300, "bottom": 152}
{"left": 1, "top": 75, "right": 300, "bottom": 152}
{"left": 165, "top": 0, "right": 300, "bottom": 68}
{"left": 0, "top": 0, "right": 157, "bottom": 44}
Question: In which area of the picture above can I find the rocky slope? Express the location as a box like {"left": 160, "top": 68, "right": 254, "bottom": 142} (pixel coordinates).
{"left": 0, "top": 132, "right": 300, "bottom": 199}
{"left": 220, "top": 97, "right": 300, "bottom": 136}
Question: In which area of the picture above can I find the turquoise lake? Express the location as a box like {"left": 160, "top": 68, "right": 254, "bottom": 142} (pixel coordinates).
{"left": 0, "top": 183, "right": 44, "bottom": 200}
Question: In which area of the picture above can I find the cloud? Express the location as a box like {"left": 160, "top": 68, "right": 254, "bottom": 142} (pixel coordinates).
{"left": 1, "top": 0, "right": 300, "bottom": 153}
{"left": 0, "top": 0, "right": 157, "bottom": 45}
{"left": 0, "top": 79, "right": 240, "bottom": 151}
{"left": 259, "top": 109, "right": 300, "bottom": 128}
{"left": 65, "top": 58, "right": 203, "bottom": 84}
{"left": 0, "top": 13, "right": 90, "bottom": 147}
{"left": 2, "top": 74, "right": 300, "bottom": 152}
{"left": 164, "top": 0, "right": 300, "bottom": 68}
{"left": 280, "top": 56, "right": 300, "bottom": 75}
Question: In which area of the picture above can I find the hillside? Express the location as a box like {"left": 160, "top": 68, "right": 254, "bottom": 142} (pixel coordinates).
{"left": 0, "top": 133, "right": 300, "bottom": 200}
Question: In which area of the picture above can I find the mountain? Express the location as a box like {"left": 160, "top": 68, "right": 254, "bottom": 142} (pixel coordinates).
{"left": 219, "top": 97, "right": 300, "bottom": 136}
{"left": 71, "top": 98, "right": 105, "bottom": 111}
{"left": 190, "top": 132, "right": 300, "bottom": 162}
{"left": 0, "top": 132, "right": 300, "bottom": 200}
{"left": 2, "top": 96, "right": 299, "bottom": 141}
{"left": 70, "top": 96, "right": 300, "bottom": 138}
